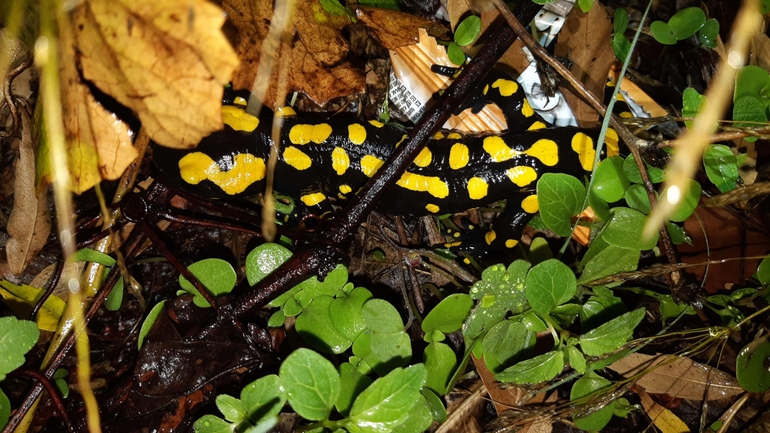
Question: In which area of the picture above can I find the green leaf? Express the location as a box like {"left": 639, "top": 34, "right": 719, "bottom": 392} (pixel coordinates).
{"left": 71, "top": 248, "right": 116, "bottom": 266}
{"left": 579, "top": 308, "right": 645, "bottom": 356}
{"left": 668, "top": 179, "right": 701, "bottom": 222}
{"left": 623, "top": 154, "right": 664, "bottom": 184}
{"left": 267, "top": 310, "right": 286, "bottom": 327}
{"left": 612, "top": 33, "right": 632, "bottom": 63}
{"left": 215, "top": 394, "right": 245, "bottom": 424}
{"left": 613, "top": 8, "right": 628, "bottom": 34}
{"left": 0, "top": 317, "right": 39, "bottom": 381}
{"left": 624, "top": 184, "right": 651, "bottom": 214}
{"left": 682, "top": 87, "right": 704, "bottom": 128}
{"left": 0, "top": 389, "right": 9, "bottom": 431}
{"left": 733, "top": 95, "right": 768, "bottom": 130}
{"left": 481, "top": 320, "right": 535, "bottom": 373}
{"left": 318, "top": 0, "right": 348, "bottom": 16}
{"left": 347, "top": 365, "right": 427, "bottom": 432}
{"left": 650, "top": 21, "right": 677, "bottom": 45}
{"left": 580, "top": 292, "right": 628, "bottom": 333}
{"left": 368, "top": 331, "right": 412, "bottom": 375}
{"left": 296, "top": 296, "right": 352, "bottom": 354}
{"left": 358, "top": 0, "right": 400, "bottom": 10}
{"left": 736, "top": 339, "right": 770, "bottom": 392}
{"left": 179, "top": 259, "right": 237, "bottom": 308}
{"left": 291, "top": 264, "right": 348, "bottom": 308}
{"left": 665, "top": 222, "right": 691, "bottom": 246}
{"left": 588, "top": 190, "right": 611, "bottom": 222}
{"left": 528, "top": 236, "right": 553, "bottom": 265}
{"left": 392, "top": 395, "right": 433, "bottom": 433}
{"left": 280, "top": 348, "right": 340, "bottom": 421}
{"left": 422, "top": 388, "right": 447, "bottom": 423}
{"left": 757, "top": 255, "right": 770, "bottom": 284}
{"left": 735, "top": 65, "right": 770, "bottom": 102}
{"left": 193, "top": 415, "right": 234, "bottom": 433}
{"left": 495, "top": 350, "right": 564, "bottom": 384}
{"left": 592, "top": 157, "right": 630, "bottom": 203}
{"left": 246, "top": 243, "right": 292, "bottom": 287}
{"left": 330, "top": 287, "right": 372, "bottom": 342}
{"left": 699, "top": 19, "right": 719, "bottom": 48}
{"left": 241, "top": 374, "right": 286, "bottom": 423}
{"left": 571, "top": 371, "right": 614, "bottom": 431}
{"left": 578, "top": 0, "right": 594, "bottom": 13}
{"left": 537, "top": 174, "right": 587, "bottom": 237}
{"left": 454, "top": 15, "right": 481, "bottom": 47}
{"left": 421, "top": 293, "right": 473, "bottom": 335}
{"left": 337, "top": 363, "right": 373, "bottom": 417}
{"left": 525, "top": 259, "right": 577, "bottom": 315}
{"left": 138, "top": 301, "right": 165, "bottom": 350}
{"left": 104, "top": 276, "right": 124, "bottom": 311}
{"left": 602, "top": 207, "right": 659, "bottom": 250}
{"left": 668, "top": 7, "right": 706, "bottom": 40}
{"left": 447, "top": 42, "right": 465, "bottom": 66}
{"left": 703, "top": 144, "right": 739, "bottom": 193}
{"left": 362, "top": 299, "right": 403, "bottom": 333}
{"left": 519, "top": 310, "right": 547, "bottom": 332}
{"left": 423, "top": 341, "right": 457, "bottom": 394}
{"left": 566, "top": 345, "right": 587, "bottom": 374}
{"left": 465, "top": 260, "right": 531, "bottom": 339}
{"left": 53, "top": 368, "right": 69, "bottom": 398}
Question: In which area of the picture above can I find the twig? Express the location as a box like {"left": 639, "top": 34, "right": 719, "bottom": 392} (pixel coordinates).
{"left": 9, "top": 369, "right": 76, "bottom": 433}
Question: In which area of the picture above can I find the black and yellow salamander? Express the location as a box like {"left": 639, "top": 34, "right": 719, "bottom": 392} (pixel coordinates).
{"left": 153, "top": 70, "right": 619, "bottom": 250}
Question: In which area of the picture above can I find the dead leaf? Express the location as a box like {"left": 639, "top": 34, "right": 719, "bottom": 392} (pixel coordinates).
{"left": 6, "top": 109, "right": 51, "bottom": 275}
{"left": 751, "top": 32, "right": 770, "bottom": 71}
{"left": 225, "top": 0, "right": 365, "bottom": 108}
{"left": 0, "top": 280, "right": 65, "bottom": 332}
{"left": 554, "top": 3, "right": 615, "bottom": 127}
{"left": 608, "top": 353, "right": 744, "bottom": 401}
{"left": 355, "top": 6, "right": 447, "bottom": 50}
{"left": 73, "top": 0, "right": 239, "bottom": 149}
{"left": 472, "top": 355, "right": 547, "bottom": 414}
{"left": 637, "top": 387, "right": 691, "bottom": 433}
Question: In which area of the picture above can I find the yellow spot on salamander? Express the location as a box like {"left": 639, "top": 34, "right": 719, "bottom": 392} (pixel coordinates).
{"left": 521, "top": 99, "right": 535, "bottom": 118}
{"left": 483, "top": 136, "right": 557, "bottom": 166}
{"left": 432, "top": 131, "right": 445, "bottom": 140}
{"left": 425, "top": 203, "right": 440, "bottom": 213}
{"left": 395, "top": 134, "right": 408, "bottom": 148}
{"left": 505, "top": 166, "right": 538, "bottom": 187}
{"left": 483, "top": 84, "right": 489, "bottom": 95}
{"left": 492, "top": 78, "right": 519, "bottom": 96}
{"left": 453, "top": 232, "right": 461, "bottom": 238}
{"left": 179, "top": 152, "right": 266, "bottom": 195}
{"left": 619, "top": 111, "right": 633, "bottom": 119}
{"left": 348, "top": 123, "right": 367, "bottom": 145}
{"left": 571, "top": 132, "right": 596, "bottom": 171}
{"left": 527, "top": 121, "right": 547, "bottom": 131}
{"left": 332, "top": 147, "right": 350, "bottom": 175}
{"left": 368, "top": 120, "right": 384, "bottom": 128}
{"left": 521, "top": 195, "right": 539, "bottom": 213}
{"left": 233, "top": 96, "right": 247, "bottom": 107}
{"left": 449, "top": 143, "right": 469, "bottom": 169}
{"left": 276, "top": 106, "right": 297, "bottom": 117}
{"left": 447, "top": 132, "right": 462, "bottom": 140}
{"left": 605, "top": 128, "right": 620, "bottom": 157}
{"left": 396, "top": 172, "right": 449, "bottom": 198}
{"left": 360, "top": 155, "right": 384, "bottom": 177}
{"left": 222, "top": 106, "right": 260, "bottom": 132}
{"left": 289, "top": 124, "right": 332, "bottom": 144}
{"left": 301, "top": 192, "right": 326, "bottom": 206}
{"left": 505, "top": 239, "right": 519, "bottom": 248}
{"left": 339, "top": 184, "right": 352, "bottom": 194}
{"left": 467, "top": 177, "right": 488, "bottom": 200}
{"left": 413, "top": 148, "right": 432, "bottom": 167}
{"left": 485, "top": 230, "right": 496, "bottom": 245}
{"left": 463, "top": 257, "right": 471, "bottom": 264}
{"left": 444, "top": 241, "right": 462, "bottom": 248}
{"left": 283, "top": 146, "right": 312, "bottom": 170}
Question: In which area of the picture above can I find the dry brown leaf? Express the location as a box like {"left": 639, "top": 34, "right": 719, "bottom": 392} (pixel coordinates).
{"left": 472, "top": 355, "right": 547, "bottom": 415}
{"left": 6, "top": 110, "right": 51, "bottom": 275}
{"left": 637, "top": 387, "right": 691, "bottom": 433}
{"left": 225, "top": 0, "right": 365, "bottom": 108}
{"left": 355, "top": 6, "right": 447, "bottom": 50}
{"left": 554, "top": 3, "right": 615, "bottom": 127}
{"left": 608, "top": 353, "right": 744, "bottom": 401}
{"left": 72, "top": 0, "right": 238, "bottom": 149}
{"left": 751, "top": 32, "right": 770, "bottom": 71}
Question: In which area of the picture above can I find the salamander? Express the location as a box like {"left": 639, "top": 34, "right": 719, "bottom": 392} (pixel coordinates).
{"left": 153, "top": 70, "right": 619, "bottom": 250}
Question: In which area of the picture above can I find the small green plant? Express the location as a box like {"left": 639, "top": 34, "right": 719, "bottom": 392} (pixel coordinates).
{"left": 447, "top": 15, "right": 481, "bottom": 66}
{"left": 612, "top": 8, "right": 632, "bottom": 63}
{"left": 650, "top": 7, "right": 719, "bottom": 48}
{"left": 0, "top": 316, "right": 40, "bottom": 429}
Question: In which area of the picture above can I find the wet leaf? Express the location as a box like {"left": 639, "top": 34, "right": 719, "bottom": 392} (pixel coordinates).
{"left": 362, "top": 299, "right": 403, "bottom": 333}
{"left": 537, "top": 173, "right": 587, "bottom": 237}
{"left": 296, "top": 295, "right": 352, "bottom": 354}
{"left": 579, "top": 308, "right": 644, "bottom": 356}
{"left": 0, "top": 316, "right": 39, "bottom": 381}
{"left": 391, "top": 395, "right": 433, "bottom": 433}
{"left": 73, "top": 0, "right": 238, "bottom": 149}
{"left": 0, "top": 389, "right": 9, "bottom": 430}
{"left": 481, "top": 320, "right": 534, "bottom": 373}
{"left": 423, "top": 341, "right": 456, "bottom": 394}
{"left": 592, "top": 157, "right": 629, "bottom": 203}
{"left": 346, "top": 364, "right": 426, "bottom": 432}
{"left": 138, "top": 301, "right": 166, "bottom": 350}
{"left": 703, "top": 144, "right": 739, "bottom": 193}
{"left": 495, "top": 350, "right": 564, "bottom": 384}
{"left": 337, "top": 363, "right": 373, "bottom": 417}
{"left": 330, "top": 287, "right": 372, "bottom": 342}
{"left": 623, "top": 154, "right": 665, "bottom": 184}
{"left": 280, "top": 348, "right": 340, "bottom": 421}
{"left": 637, "top": 387, "right": 690, "bottom": 433}
{"left": 668, "top": 7, "right": 706, "bottom": 40}
{"left": 6, "top": 110, "right": 50, "bottom": 275}
{"left": 624, "top": 184, "right": 651, "bottom": 214}
{"left": 464, "top": 260, "right": 530, "bottom": 339}
{"left": 179, "top": 259, "right": 237, "bottom": 308}
{"left": 526, "top": 259, "right": 577, "bottom": 315}
{"left": 454, "top": 15, "right": 480, "bottom": 47}
{"left": 192, "top": 415, "right": 233, "bottom": 433}
{"left": 356, "top": 6, "right": 447, "bottom": 50}
{"left": 571, "top": 371, "right": 614, "bottom": 431}
{"left": 421, "top": 293, "right": 473, "bottom": 335}
{"left": 736, "top": 339, "right": 770, "bottom": 393}
{"left": 602, "top": 207, "right": 659, "bottom": 250}
{"left": 240, "top": 374, "right": 286, "bottom": 423}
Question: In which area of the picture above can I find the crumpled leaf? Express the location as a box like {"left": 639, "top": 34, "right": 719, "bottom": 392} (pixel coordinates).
{"left": 224, "top": 0, "right": 365, "bottom": 108}
{"left": 7, "top": 110, "right": 50, "bottom": 274}
{"left": 609, "top": 353, "right": 743, "bottom": 400}
{"left": 72, "top": 0, "right": 238, "bottom": 149}
{"left": 355, "top": 6, "right": 447, "bottom": 50}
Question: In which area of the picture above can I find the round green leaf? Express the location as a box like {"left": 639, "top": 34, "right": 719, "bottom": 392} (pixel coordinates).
{"left": 566, "top": 345, "right": 587, "bottom": 374}
{"left": 529, "top": 236, "right": 553, "bottom": 265}
{"left": 241, "top": 374, "right": 286, "bottom": 423}
{"left": 369, "top": 331, "right": 411, "bottom": 375}
{"left": 668, "top": 179, "right": 701, "bottom": 222}
{"left": 447, "top": 42, "right": 465, "bottom": 66}
{"left": 733, "top": 95, "right": 768, "bottom": 129}
{"left": 421, "top": 293, "right": 473, "bottom": 335}
{"left": 624, "top": 184, "right": 652, "bottom": 214}
{"left": 756, "top": 255, "right": 770, "bottom": 285}
{"left": 682, "top": 87, "right": 704, "bottom": 128}
{"left": 105, "top": 276, "right": 124, "bottom": 312}
{"left": 623, "top": 154, "right": 664, "bottom": 184}
{"left": 421, "top": 388, "right": 447, "bottom": 423}
{"left": 280, "top": 348, "right": 340, "bottom": 421}
{"left": 0, "top": 389, "right": 9, "bottom": 431}
{"left": 665, "top": 222, "right": 691, "bottom": 246}
{"left": 669, "top": 7, "right": 706, "bottom": 40}
{"left": 736, "top": 339, "right": 770, "bottom": 393}
{"left": 602, "top": 207, "right": 659, "bottom": 250}
{"left": 495, "top": 350, "right": 564, "bottom": 384}
{"left": 537, "top": 173, "right": 587, "bottom": 237}
{"left": 579, "top": 308, "right": 645, "bottom": 356}
{"left": 337, "top": 362, "right": 373, "bottom": 417}
{"left": 650, "top": 21, "right": 677, "bottom": 45}
{"left": 613, "top": 8, "right": 628, "bottom": 34}
{"left": 138, "top": 301, "right": 165, "bottom": 350}
{"left": 246, "top": 243, "right": 292, "bottom": 286}
{"left": 612, "top": 33, "right": 632, "bottom": 63}
{"left": 571, "top": 371, "right": 614, "bottom": 431}
{"left": 295, "top": 296, "right": 352, "bottom": 354}
{"left": 215, "top": 394, "right": 245, "bottom": 424}
{"left": 588, "top": 190, "right": 611, "bottom": 222}
{"left": 525, "top": 259, "right": 577, "bottom": 315}
{"left": 699, "top": 19, "right": 719, "bottom": 48}
{"left": 330, "top": 287, "right": 372, "bottom": 342}
{"left": 179, "top": 259, "right": 237, "bottom": 308}
{"left": 392, "top": 395, "right": 433, "bottom": 433}
{"left": 735, "top": 65, "right": 770, "bottom": 101}
{"left": 193, "top": 414, "right": 234, "bottom": 433}
{"left": 423, "top": 341, "right": 457, "bottom": 394}
{"left": 703, "top": 144, "right": 739, "bottom": 193}
{"left": 481, "top": 320, "right": 534, "bottom": 373}
{"left": 362, "top": 299, "right": 404, "bottom": 333}
{"left": 347, "top": 365, "right": 427, "bottom": 431}
{"left": 592, "top": 157, "right": 630, "bottom": 203}
{"left": 0, "top": 317, "right": 39, "bottom": 381}
{"left": 454, "top": 15, "right": 481, "bottom": 47}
